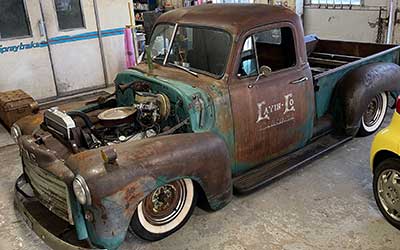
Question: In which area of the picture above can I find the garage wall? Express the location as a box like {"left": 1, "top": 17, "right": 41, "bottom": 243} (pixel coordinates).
{"left": 303, "top": 0, "right": 392, "bottom": 43}
{"left": 254, "top": 0, "right": 297, "bottom": 11}
{"left": 96, "top": 0, "right": 131, "bottom": 85}
{"left": 0, "top": 0, "right": 130, "bottom": 100}
{"left": 0, "top": 0, "right": 57, "bottom": 100}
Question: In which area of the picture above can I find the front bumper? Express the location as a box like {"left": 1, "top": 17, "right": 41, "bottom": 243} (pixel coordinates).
{"left": 14, "top": 174, "right": 105, "bottom": 250}
{"left": 370, "top": 112, "right": 400, "bottom": 171}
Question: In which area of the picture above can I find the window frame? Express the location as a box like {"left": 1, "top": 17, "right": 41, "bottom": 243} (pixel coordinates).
{"left": 305, "top": 0, "right": 363, "bottom": 6}
{"left": 236, "top": 35, "right": 259, "bottom": 79}
{"left": 52, "top": 0, "right": 87, "bottom": 32}
{"left": 214, "top": 0, "right": 254, "bottom": 3}
{"left": 0, "top": 0, "right": 32, "bottom": 41}
{"left": 148, "top": 23, "right": 176, "bottom": 63}
{"left": 150, "top": 22, "right": 234, "bottom": 79}
{"left": 235, "top": 22, "right": 300, "bottom": 80}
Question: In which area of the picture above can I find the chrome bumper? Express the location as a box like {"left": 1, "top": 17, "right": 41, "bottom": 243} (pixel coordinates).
{"left": 14, "top": 175, "right": 105, "bottom": 250}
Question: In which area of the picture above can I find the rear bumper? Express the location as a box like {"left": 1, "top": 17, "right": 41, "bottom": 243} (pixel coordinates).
{"left": 14, "top": 174, "right": 105, "bottom": 250}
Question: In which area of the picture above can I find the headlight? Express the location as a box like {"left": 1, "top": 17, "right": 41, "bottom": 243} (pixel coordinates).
{"left": 10, "top": 124, "right": 21, "bottom": 143}
{"left": 73, "top": 175, "right": 92, "bottom": 205}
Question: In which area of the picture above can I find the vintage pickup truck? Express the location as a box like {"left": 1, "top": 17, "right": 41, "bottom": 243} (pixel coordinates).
{"left": 12, "top": 4, "right": 400, "bottom": 250}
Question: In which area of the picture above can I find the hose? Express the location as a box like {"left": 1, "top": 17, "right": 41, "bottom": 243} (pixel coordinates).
{"left": 66, "top": 111, "right": 95, "bottom": 130}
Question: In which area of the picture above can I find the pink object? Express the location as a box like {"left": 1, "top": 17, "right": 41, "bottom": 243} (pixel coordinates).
{"left": 124, "top": 28, "right": 136, "bottom": 68}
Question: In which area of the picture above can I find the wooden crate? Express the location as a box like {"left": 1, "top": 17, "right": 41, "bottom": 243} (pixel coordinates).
{"left": 0, "top": 90, "right": 38, "bottom": 129}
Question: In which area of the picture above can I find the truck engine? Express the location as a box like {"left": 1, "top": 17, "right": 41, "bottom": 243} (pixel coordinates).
{"left": 41, "top": 81, "right": 189, "bottom": 153}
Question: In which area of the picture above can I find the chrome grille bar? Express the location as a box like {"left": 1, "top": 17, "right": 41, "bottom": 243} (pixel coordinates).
{"left": 23, "top": 152, "right": 74, "bottom": 225}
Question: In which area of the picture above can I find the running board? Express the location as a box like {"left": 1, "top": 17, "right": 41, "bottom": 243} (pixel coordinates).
{"left": 233, "top": 134, "right": 352, "bottom": 195}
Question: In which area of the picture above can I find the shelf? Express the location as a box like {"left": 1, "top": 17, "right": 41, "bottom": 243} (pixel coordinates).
{"left": 132, "top": 0, "right": 156, "bottom": 11}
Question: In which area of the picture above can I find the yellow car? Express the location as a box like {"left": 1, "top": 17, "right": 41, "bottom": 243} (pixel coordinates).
{"left": 371, "top": 96, "right": 400, "bottom": 229}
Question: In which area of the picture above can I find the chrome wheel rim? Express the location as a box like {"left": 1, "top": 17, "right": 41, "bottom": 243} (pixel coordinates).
{"left": 377, "top": 169, "right": 400, "bottom": 221}
{"left": 362, "top": 94, "right": 384, "bottom": 128}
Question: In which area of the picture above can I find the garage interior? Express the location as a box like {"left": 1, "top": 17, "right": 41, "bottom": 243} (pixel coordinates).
{"left": 1, "top": 0, "right": 400, "bottom": 249}
{"left": 2, "top": 113, "right": 400, "bottom": 249}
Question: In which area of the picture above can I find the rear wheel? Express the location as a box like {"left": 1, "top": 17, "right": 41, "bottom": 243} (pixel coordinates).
{"left": 358, "top": 92, "right": 388, "bottom": 136}
{"left": 130, "top": 178, "right": 197, "bottom": 241}
{"left": 373, "top": 158, "right": 400, "bottom": 230}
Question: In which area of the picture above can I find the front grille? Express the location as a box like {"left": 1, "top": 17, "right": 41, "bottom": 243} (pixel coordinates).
{"left": 22, "top": 150, "right": 74, "bottom": 225}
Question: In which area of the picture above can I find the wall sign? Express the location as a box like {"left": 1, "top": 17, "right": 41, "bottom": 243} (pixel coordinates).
{"left": 0, "top": 41, "right": 47, "bottom": 54}
{"left": 0, "top": 28, "right": 124, "bottom": 55}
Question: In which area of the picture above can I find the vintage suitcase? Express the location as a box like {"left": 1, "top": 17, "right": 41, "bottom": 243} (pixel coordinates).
{"left": 0, "top": 89, "right": 39, "bottom": 129}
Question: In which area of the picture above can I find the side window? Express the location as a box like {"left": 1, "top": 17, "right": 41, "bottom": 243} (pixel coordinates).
{"left": 238, "top": 27, "right": 297, "bottom": 78}
{"left": 238, "top": 36, "right": 258, "bottom": 77}
{"left": 54, "top": 0, "right": 85, "bottom": 30}
{"left": 0, "top": 0, "right": 31, "bottom": 39}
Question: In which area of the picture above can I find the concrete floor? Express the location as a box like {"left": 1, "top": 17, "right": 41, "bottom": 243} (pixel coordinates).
{"left": 1, "top": 111, "right": 400, "bottom": 250}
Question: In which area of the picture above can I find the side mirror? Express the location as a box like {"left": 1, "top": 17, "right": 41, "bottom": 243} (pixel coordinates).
{"left": 259, "top": 65, "right": 272, "bottom": 76}
{"left": 248, "top": 65, "right": 272, "bottom": 89}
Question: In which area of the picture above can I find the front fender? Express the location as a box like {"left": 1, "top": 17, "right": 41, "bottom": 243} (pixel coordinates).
{"left": 66, "top": 132, "right": 232, "bottom": 249}
{"left": 333, "top": 62, "right": 400, "bottom": 135}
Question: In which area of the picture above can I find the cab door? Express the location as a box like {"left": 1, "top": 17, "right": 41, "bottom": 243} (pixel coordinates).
{"left": 229, "top": 22, "right": 315, "bottom": 174}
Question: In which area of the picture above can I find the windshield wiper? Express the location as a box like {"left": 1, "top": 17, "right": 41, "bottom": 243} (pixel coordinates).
{"left": 167, "top": 62, "right": 198, "bottom": 77}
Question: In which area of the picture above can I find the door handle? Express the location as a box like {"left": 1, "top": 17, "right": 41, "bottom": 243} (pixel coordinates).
{"left": 38, "top": 19, "right": 45, "bottom": 37}
{"left": 291, "top": 76, "right": 309, "bottom": 85}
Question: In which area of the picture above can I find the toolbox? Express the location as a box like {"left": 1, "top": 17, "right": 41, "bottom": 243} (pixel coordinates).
{"left": 0, "top": 89, "right": 39, "bottom": 129}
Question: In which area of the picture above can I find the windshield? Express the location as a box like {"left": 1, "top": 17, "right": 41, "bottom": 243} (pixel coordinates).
{"left": 149, "top": 24, "right": 175, "bottom": 61}
{"left": 149, "top": 24, "right": 232, "bottom": 77}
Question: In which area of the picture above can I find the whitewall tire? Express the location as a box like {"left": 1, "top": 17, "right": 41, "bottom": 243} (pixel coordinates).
{"left": 130, "top": 178, "right": 197, "bottom": 241}
{"left": 358, "top": 92, "right": 388, "bottom": 136}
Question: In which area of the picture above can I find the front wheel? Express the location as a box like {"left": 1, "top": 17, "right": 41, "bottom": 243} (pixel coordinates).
{"left": 130, "top": 178, "right": 197, "bottom": 241}
{"left": 373, "top": 158, "right": 400, "bottom": 230}
{"left": 358, "top": 92, "right": 388, "bottom": 136}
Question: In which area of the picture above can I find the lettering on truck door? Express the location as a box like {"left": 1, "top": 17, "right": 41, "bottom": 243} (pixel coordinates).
{"left": 229, "top": 22, "right": 314, "bottom": 173}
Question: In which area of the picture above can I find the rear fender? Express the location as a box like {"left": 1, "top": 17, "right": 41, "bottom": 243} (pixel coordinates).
{"left": 332, "top": 62, "right": 400, "bottom": 136}
{"left": 66, "top": 132, "right": 232, "bottom": 249}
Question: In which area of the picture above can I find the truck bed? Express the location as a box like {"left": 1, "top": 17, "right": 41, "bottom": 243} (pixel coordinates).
{"left": 305, "top": 35, "right": 400, "bottom": 118}
{"left": 306, "top": 35, "right": 397, "bottom": 77}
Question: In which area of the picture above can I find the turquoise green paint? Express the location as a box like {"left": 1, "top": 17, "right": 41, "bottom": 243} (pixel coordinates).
{"left": 155, "top": 175, "right": 170, "bottom": 187}
{"left": 146, "top": 46, "right": 154, "bottom": 72}
{"left": 209, "top": 84, "right": 224, "bottom": 97}
{"left": 69, "top": 192, "right": 89, "bottom": 240}
{"left": 211, "top": 126, "right": 235, "bottom": 169}
{"left": 234, "top": 162, "right": 254, "bottom": 176}
{"left": 85, "top": 198, "right": 129, "bottom": 250}
{"left": 114, "top": 68, "right": 317, "bottom": 177}
{"left": 77, "top": 102, "right": 116, "bottom": 114}
{"left": 116, "top": 87, "right": 135, "bottom": 107}
{"left": 115, "top": 70, "right": 215, "bottom": 133}
{"left": 315, "top": 51, "right": 399, "bottom": 118}
{"left": 85, "top": 221, "right": 126, "bottom": 250}
{"left": 78, "top": 103, "right": 102, "bottom": 113}
{"left": 209, "top": 198, "right": 229, "bottom": 210}
{"left": 114, "top": 69, "right": 235, "bottom": 210}
{"left": 114, "top": 70, "right": 236, "bottom": 170}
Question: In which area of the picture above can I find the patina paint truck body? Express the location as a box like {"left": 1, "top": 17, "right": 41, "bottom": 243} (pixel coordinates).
{"left": 12, "top": 4, "right": 400, "bottom": 250}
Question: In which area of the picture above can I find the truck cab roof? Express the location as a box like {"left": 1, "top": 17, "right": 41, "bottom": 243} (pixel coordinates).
{"left": 157, "top": 4, "right": 300, "bottom": 35}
